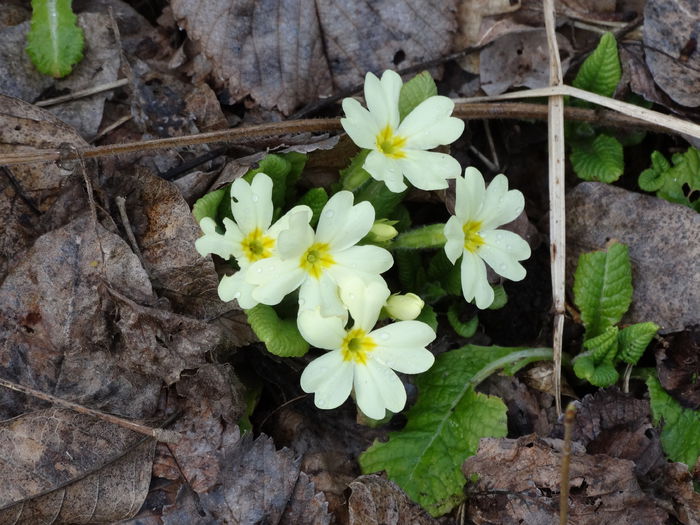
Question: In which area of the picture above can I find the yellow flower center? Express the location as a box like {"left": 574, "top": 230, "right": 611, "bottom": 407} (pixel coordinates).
{"left": 300, "top": 242, "right": 335, "bottom": 279}
{"left": 341, "top": 328, "right": 376, "bottom": 365}
{"left": 241, "top": 228, "right": 274, "bottom": 262}
{"left": 375, "top": 125, "right": 407, "bottom": 159}
{"left": 463, "top": 221, "right": 485, "bottom": 253}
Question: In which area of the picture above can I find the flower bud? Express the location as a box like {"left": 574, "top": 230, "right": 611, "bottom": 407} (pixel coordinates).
{"left": 366, "top": 220, "right": 398, "bottom": 243}
{"left": 384, "top": 293, "right": 424, "bottom": 321}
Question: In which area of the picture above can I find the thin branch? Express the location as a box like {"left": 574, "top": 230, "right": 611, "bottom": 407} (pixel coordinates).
{"left": 0, "top": 102, "right": 685, "bottom": 169}
{"left": 0, "top": 376, "right": 181, "bottom": 443}
{"left": 559, "top": 402, "right": 577, "bottom": 525}
{"left": 34, "top": 78, "right": 129, "bottom": 107}
{"left": 544, "top": 0, "right": 566, "bottom": 415}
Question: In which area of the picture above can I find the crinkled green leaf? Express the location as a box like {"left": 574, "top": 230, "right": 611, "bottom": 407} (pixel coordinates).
{"left": 360, "top": 345, "right": 521, "bottom": 516}
{"left": 639, "top": 147, "right": 700, "bottom": 211}
{"left": 354, "top": 178, "right": 405, "bottom": 218}
{"left": 192, "top": 187, "right": 227, "bottom": 224}
{"left": 573, "top": 32, "right": 621, "bottom": 98}
{"left": 340, "top": 150, "right": 372, "bottom": 191}
{"left": 570, "top": 134, "right": 624, "bottom": 183}
{"left": 26, "top": 0, "right": 84, "bottom": 78}
{"left": 245, "top": 304, "right": 308, "bottom": 357}
{"left": 618, "top": 322, "right": 658, "bottom": 365}
{"left": 488, "top": 285, "right": 508, "bottom": 310}
{"left": 647, "top": 376, "right": 700, "bottom": 467}
{"left": 589, "top": 361, "right": 619, "bottom": 387}
{"left": 395, "top": 251, "right": 427, "bottom": 292}
{"left": 415, "top": 303, "right": 438, "bottom": 332}
{"left": 573, "top": 354, "right": 597, "bottom": 382}
{"left": 573, "top": 242, "right": 633, "bottom": 339}
{"left": 296, "top": 187, "right": 328, "bottom": 228}
{"left": 398, "top": 71, "right": 438, "bottom": 121}
{"left": 428, "top": 251, "right": 462, "bottom": 296}
{"left": 446, "top": 303, "right": 478, "bottom": 338}
{"left": 584, "top": 325, "right": 619, "bottom": 363}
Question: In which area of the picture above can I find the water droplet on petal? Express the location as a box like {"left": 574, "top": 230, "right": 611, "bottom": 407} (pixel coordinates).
{"left": 499, "top": 263, "right": 507, "bottom": 271}
{"left": 299, "top": 298, "right": 305, "bottom": 306}
{"left": 379, "top": 333, "right": 390, "bottom": 341}
{"left": 256, "top": 267, "right": 263, "bottom": 273}
{"left": 234, "top": 291, "right": 241, "bottom": 299}
{"left": 506, "top": 244, "right": 512, "bottom": 250}
{"left": 252, "top": 194, "right": 259, "bottom": 202}
{"left": 325, "top": 210, "right": 334, "bottom": 218}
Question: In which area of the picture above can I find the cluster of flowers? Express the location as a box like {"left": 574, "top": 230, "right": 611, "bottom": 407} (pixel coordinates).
{"left": 195, "top": 70, "right": 530, "bottom": 419}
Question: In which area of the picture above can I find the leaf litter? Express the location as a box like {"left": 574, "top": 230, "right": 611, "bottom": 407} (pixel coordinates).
{"left": 0, "top": 0, "right": 699, "bottom": 523}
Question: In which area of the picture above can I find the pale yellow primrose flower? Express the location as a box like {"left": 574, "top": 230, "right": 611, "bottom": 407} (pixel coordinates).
{"left": 298, "top": 280, "right": 435, "bottom": 419}
{"left": 444, "top": 167, "right": 531, "bottom": 309}
{"left": 246, "top": 191, "right": 393, "bottom": 318}
{"left": 341, "top": 70, "right": 465, "bottom": 193}
{"left": 195, "top": 173, "right": 311, "bottom": 308}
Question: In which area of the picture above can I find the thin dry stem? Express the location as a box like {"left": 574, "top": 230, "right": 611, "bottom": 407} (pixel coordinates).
{"left": 0, "top": 376, "right": 180, "bottom": 443}
{"left": 35, "top": 78, "right": 129, "bottom": 107}
{"left": 560, "top": 402, "right": 577, "bottom": 525}
{"left": 544, "top": 0, "right": 566, "bottom": 416}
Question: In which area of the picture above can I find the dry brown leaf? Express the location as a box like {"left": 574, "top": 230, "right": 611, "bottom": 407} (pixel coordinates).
{"left": 170, "top": 0, "right": 458, "bottom": 114}
{"left": 348, "top": 475, "right": 439, "bottom": 525}
{"left": 480, "top": 29, "right": 572, "bottom": 96}
{"left": 566, "top": 182, "right": 700, "bottom": 333}
{"left": 0, "top": 215, "right": 163, "bottom": 420}
{"left": 463, "top": 435, "right": 669, "bottom": 524}
{"left": 0, "top": 20, "right": 53, "bottom": 102}
{"left": 153, "top": 364, "right": 246, "bottom": 492}
{"left": 550, "top": 388, "right": 666, "bottom": 475}
{"left": 0, "top": 408, "right": 154, "bottom": 523}
{"left": 111, "top": 290, "right": 218, "bottom": 385}
{"left": 44, "top": 13, "right": 121, "bottom": 138}
{"left": 455, "top": 0, "right": 522, "bottom": 73}
{"left": 117, "top": 167, "right": 231, "bottom": 321}
{"left": 0, "top": 95, "right": 86, "bottom": 280}
{"left": 280, "top": 471, "right": 332, "bottom": 525}
{"left": 656, "top": 328, "right": 700, "bottom": 410}
{"left": 161, "top": 433, "right": 310, "bottom": 524}
{"left": 643, "top": 0, "right": 700, "bottom": 108}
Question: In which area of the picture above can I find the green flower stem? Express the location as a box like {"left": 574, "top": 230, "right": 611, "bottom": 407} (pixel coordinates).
{"left": 469, "top": 348, "right": 554, "bottom": 387}
{"left": 392, "top": 224, "right": 446, "bottom": 250}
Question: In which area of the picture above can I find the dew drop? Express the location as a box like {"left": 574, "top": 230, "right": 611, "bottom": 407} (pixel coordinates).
{"left": 379, "top": 332, "right": 390, "bottom": 341}
{"left": 325, "top": 210, "right": 335, "bottom": 218}
{"left": 299, "top": 298, "right": 305, "bottom": 306}
{"left": 506, "top": 244, "right": 512, "bottom": 250}
{"left": 499, "top": 263, "right": 507, "bottom": 271}
{"left": 234, "top": 291, "right": 241, "bottom": 299}
{"left": 252, "top": 194, "right": 259, "bottom": 202}
{"left": 256, "top": 267, "right": 263, "bottom": 273}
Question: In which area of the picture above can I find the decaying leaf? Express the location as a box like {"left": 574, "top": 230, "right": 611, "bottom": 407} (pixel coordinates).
{"left": 348, "top": 475, "right": 439, "bottom": 525}
{"left": 170, "top": 0, "right": 458, "bottom": 114}
{"left": 161, "top": 433, "right": 319, "bottom": 524}
{"left": 0, "top": 19, "right": 53, "bottom": 102}
{"left": 45, "top": 12, "right": 121, "bottom": 138}
{"left": 643, "top": 0, "right": 700, "bottom": 107}
{"left": 280, "top": 471, "right": 332, "bottom": 525}
{"left": 550, "top": 388, "right": 666, "bottom": 475}
{"left": 153, "top": 364, "right": 246, "bottom": 493}
{"left": 463, "top": 435, "right": 669, "bottom": 524}
{"left": 0, "top": 95, "right": 85, "bottom": 280}
{"left": 0, "top": 408, "right": 154, "bottom": 523}
{"left": 0, "top": 215, "right": 161, "bottom": 420}
{"left": 566, "top": 182, "right": 700, "bottom": 333}
{"left": 480, "top": 29, "right": 572, "bottom": 96}
{"left": 656, "top": 328, "right": 700, "bottom": 410}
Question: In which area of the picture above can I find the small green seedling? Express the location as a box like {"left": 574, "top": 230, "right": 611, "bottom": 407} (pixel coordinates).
{"left": 26, "top": 0, "right": 85, "bottom": 78}
{"left": 639, "top": 147, "right": 700, "bottom": 212}
{"left": 572, "top": 242, "right": 658, "bottom": 388}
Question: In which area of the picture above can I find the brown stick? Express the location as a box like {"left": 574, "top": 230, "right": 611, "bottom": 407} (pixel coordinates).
{"left": 0, "top": 376, "right": 181, "bottom": 443}
{"left": 0, "top": 104, "right": 675, "bottom": 168}
{"left": 560, "top": 402, "right": 577, "bottom": 525}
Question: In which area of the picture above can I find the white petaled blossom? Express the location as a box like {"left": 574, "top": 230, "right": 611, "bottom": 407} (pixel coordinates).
{"left": 246, "top": 191, "right": 393, "bottom": 318}
{"left": 298, "top": 280, "right": 436, "bottom": 419}
{"left": 444, "top": 167, "right": 531, "bottom": 309}
{"left": 195, "top": 173, "right": 311, "bottom": 309}
{"left": 341, "top": 70, "right": 465, "bottom": 193}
